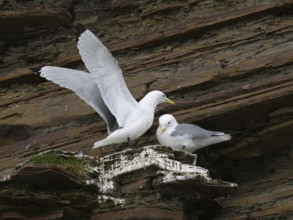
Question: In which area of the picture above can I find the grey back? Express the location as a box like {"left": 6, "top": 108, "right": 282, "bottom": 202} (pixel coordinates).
{"left": 171, "top": 123, "right": 213, "bottom": 139}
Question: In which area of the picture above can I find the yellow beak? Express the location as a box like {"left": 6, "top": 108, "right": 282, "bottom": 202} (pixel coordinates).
{"left": 160, "top": 127, "right": 166, "bottom": 135}
{"left": 165, "top": 98, "right": 175, "bottom": 105}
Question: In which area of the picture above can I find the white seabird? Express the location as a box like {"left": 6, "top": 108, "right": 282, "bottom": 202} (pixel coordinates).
{"left": 30, "top": 24, "right": 174, "bottom": 149}
{"left": 156, "top": 114, "right": 231, "bottom": 153}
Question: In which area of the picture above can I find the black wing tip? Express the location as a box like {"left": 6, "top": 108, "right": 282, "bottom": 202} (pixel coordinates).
{"left": 29, "top": 66, "right": 43, "bottom": 74}
{"left": 211, "top": 132, "right": 225, "bottom": 137}
{"left": 76, "top": 23, "right": 87, "bottom": 40}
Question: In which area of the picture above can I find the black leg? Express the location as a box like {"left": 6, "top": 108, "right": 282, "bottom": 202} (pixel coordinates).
{"left": 192, "top": 154, "right": 197, "bottom": 166}
{"left": 127, "top": 137, "right": 133, "bottom": 148}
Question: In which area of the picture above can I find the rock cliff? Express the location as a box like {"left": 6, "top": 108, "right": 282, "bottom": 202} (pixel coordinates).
{"left": 0, "top": 0, "right": 292, "bottom": 219}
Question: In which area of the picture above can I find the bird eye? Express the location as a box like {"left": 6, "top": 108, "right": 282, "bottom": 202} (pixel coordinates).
{"left": 168, "top": 121, "right": 171, "bottom": 124}
{"left": 163, "top": 94, "right": 166, "bottom": 98}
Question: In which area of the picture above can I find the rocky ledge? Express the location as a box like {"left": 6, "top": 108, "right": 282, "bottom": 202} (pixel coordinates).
{"left": 0, "top": 146, "right": 237, "bottom": 220}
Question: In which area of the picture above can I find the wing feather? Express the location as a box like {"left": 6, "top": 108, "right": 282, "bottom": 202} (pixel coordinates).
{"left": 76, "top": 25, "right": 139, "bottom": 127}
{"left": 37, "top": 66, "right": 118, "bottom": 133}
{"left": 171, "top": 124, "right": 214, "bottom": 139}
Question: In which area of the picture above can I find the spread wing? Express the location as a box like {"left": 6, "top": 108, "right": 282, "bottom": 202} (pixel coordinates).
{"left": 31, "top": 66, "right": 118, "bottom": 133}
{"left": 76, "top": 24, "right": 140, "bottom": 127}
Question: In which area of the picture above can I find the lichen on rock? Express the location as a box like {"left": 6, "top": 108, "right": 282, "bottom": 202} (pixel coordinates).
{"left": 0, "top": 146, "right": 237, "bottom": 219}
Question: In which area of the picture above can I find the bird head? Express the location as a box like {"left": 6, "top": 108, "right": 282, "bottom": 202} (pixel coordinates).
{"left": 146, "top": 90, "right": 175, "bottom": 105}
{"left": 158, "top": 114, "right": 177, "bottom": 134}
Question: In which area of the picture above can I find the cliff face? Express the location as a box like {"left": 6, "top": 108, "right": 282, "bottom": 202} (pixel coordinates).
{"left": 0, "top": 0, "right": 292, "bottom": 219}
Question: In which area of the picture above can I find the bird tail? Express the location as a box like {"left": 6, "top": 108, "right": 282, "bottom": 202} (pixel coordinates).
{"left": 211, "top": 132, "right": 231, "bottom": 142}
{"left": 93, "top": 138, "right": 110, "bottom": 149}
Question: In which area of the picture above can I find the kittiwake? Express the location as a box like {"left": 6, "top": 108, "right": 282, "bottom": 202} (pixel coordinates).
{"left": 30, "top": 24, "right": 174, "bottom": 149}
{"left": 156, "top": 114, "right": 231, "bottom": 153}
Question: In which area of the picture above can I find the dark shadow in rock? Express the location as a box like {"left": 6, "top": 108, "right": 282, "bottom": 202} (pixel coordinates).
{"left": 0, "top": 124, "right": 32, "bottom": 147}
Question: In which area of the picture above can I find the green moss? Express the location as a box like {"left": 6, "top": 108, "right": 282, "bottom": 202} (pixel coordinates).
{"left": 28, "top": 151, "right": 63, "bottom": 165}
{"left": 61, "top": 156, "right": 88, "bottom": 178}
{"left": 26, "top": 151, "right": 88, "bottom": 179}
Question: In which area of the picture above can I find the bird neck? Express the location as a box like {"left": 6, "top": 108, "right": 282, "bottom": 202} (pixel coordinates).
{"left": 139, "top": 94, "right": 159, "bottom": 113}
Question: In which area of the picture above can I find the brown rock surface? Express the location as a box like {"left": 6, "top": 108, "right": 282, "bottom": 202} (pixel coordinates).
{"left": 0, "top": 0, "right": 292, "bottom": 219}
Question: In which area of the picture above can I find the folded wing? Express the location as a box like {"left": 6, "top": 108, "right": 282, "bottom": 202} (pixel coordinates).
{"left": 171, "top": 124, "right": 216, "bottom": 139}
{"left": 76, "top": 24, "right": 139, "bottom": 127}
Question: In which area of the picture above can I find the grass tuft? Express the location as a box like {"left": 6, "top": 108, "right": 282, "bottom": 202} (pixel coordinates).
{"left": 29, "top": 151, "right": 64, "bottom": 165}
{"left": 26, "top": 151, "right": 88, "bottom": 179}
